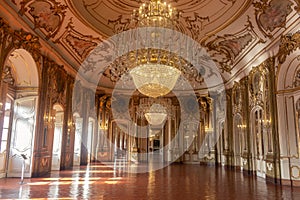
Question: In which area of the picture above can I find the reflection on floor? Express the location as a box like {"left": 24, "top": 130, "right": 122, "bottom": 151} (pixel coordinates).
{"left": 0, "top": 162, "right": 300, "bottom": 199}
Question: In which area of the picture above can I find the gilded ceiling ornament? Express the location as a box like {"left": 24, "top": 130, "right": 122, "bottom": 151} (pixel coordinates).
{"left": 203, "top": 19, "right": 261, "bottom": 73}
{"left": 19, "top": 0, "right": 67, "bottom": 39}
{"left": 253, "top": 0, "right": 293, "bottom": 38}
{"left": 277, "top": 31, "right": 300, "bottom": 64}
{"left": 183, "top": 12, "right": 209, "bottom": 41}
{"left": 55, "top": 18, "right": 102, "bottom": 63}
{"left": 108, "top": 15, "right": 132, "bottom": 34}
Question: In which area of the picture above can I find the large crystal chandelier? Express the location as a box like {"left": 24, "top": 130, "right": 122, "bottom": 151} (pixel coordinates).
{"left": 129, "top": 0, "right": 181, "bottom": 98}
{"left": 106, "top": 0, "right": 205, "bottom": 94}
{"left": 136, "top": 98, "right": 171, "bottom": 126}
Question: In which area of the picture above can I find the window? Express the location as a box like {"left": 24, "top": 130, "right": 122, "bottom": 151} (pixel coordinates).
{"left": 1, "top": 98, "right": 12, "bottom": 153}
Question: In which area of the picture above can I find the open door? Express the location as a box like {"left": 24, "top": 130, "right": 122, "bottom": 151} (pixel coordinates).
{"left": 7, "top": 96, "right": 37, "bottom": 177}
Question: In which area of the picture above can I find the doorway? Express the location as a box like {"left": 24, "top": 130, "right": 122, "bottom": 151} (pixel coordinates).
{"left": 252, "top": 108, "right": 266, "bottom": 178}
{"left": 51, "top": 105, "right": 64, "bottom": 170}
{"left": 73, "top": 113, "right": 83, "bottom": 166}
{"left": 3, "top": 49, "right": 39, "bottom": 178}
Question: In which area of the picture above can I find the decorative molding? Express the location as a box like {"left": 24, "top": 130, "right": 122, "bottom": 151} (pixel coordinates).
{"left": 253, "top": 0, "right": 293, "bottom": 38}
{"left": 204, "top": 18, "right": 263, "bottom": 73}
{"left": 19, "top": 0, "right": 67, "bottom": 39}
{"left": 55, "top": 18, "right": 101, "bottom": 63}
{"left": 277, "top": 31, "right": 300, "bottom": 64}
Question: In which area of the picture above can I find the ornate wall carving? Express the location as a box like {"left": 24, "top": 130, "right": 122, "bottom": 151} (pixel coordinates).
{"left": 249, "top": 61, "right": 270, "bottom": 108}
{"left": 2, "top": 66, "right": 15, "bottom": 85}
{"left": 0, "top": 18, "right": 41, "bottom": 72}
{"left": 277, "top": 31, "right": 300, "bottom": 64}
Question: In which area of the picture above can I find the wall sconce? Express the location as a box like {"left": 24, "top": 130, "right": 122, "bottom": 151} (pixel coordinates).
{"left": 100, "top": 120, "right": 108, "bottom": 130}
{"left": 260, "top": 119, "right": 271, "bottom": 128}
{"left": 44, "top": 110, "right": 56, "bottom": 125}
{"left": 67, "top": 121, "right": 75, "bottom": 132}
{"left": 205, "top": 126, "right": 213, "bottom": 133}
{"left": 237, "top": 124, "right": 247, "bottom": 129}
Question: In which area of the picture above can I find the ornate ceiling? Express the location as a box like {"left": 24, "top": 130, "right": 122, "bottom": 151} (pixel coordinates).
{"left": 1, "top": 0, "right": 300, "bottom": 93}
{"left": 67, "top": 0, "right": 251, "bottom": 40}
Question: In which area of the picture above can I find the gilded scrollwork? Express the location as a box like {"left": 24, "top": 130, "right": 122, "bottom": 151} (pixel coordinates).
{"left": 204, "top": 19, "right": 261, "bottom": 73}
{"left": 55, "top": 18, "right": 102, "bottom": 63}
{"left": 12, "top": 29, "right": 41, "bottom": 61}
{"left": 253, "top": 0, "right": 293, "bottom": 38}
{"left": 2, "top": 65, "right": 15, "bottom": 85}
{"left": 47, "top": 62, "right": 67, "bottom": 107}
{"left": 277, "top": 31, "right": 300, "bottom": 64}
{"left": 248, "top": 59, "right": 273, "bottom": 110}
{"left": 0, "top": 17, "right": 41, "bottom": 73}
{"left": 182, "top": 12, "right": 209, "bottom": 41}
{"left": 19, "top": 0, "right": 67, "bottom": 39}
{"left": 108, "top": 15, "right": 132, "bottom": 34}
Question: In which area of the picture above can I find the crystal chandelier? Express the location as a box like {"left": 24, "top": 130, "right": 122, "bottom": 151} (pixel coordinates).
{"left": 130, "top": 63, "right": 180, "bottom": 98}
{"left": 106, "top": 0, "right": 205, "bottom": 94}
{"left": 145, "top": 103, "right": 167, "bottom": 126}
{"left": 133, "top": 0, "right": 179, "bottom": 28}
